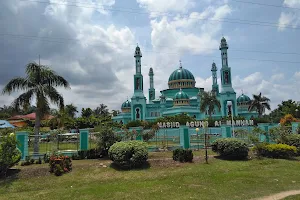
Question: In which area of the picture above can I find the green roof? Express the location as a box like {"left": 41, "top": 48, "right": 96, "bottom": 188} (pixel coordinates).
{"left": 237, "top": 94, "right": 251, "bottom": 103}
{"left": 174, "top": 89, "right": 189, "bottom": 100}
{"left": 168, "top": 66, "right": 195, "bottom": 82}
{"left": 121, "top": 100, "right": 131, "bottom": 108}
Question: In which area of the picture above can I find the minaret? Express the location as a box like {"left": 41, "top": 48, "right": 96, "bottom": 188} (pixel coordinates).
{"left": 211, "top": 62, "right": 219, "bottom": 95}
{"left": 219, "top": 37, "right": 234, "bottom": 93}
{"left": 131, "top": 45, "right": 146, "bottom": 121}
{"left": 133, "top": 44, "right": 144, "bottom": 96}
{"left": 148, "top": 67, "right": 155, "bottom": 102}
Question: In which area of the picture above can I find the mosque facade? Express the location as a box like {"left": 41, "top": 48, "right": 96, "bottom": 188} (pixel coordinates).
{"left": 113, "top": 37, "right": 258, "bottom": 124}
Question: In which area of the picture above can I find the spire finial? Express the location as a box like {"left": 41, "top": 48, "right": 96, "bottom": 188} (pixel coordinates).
{"left": 179, "top": 60, "right": 182, "bottom": 69}
{"left": 241, "top": 89, "right": 244, "bottom": 95}
{"left": 137, "top": 43, "right": 138, "bottom": 46}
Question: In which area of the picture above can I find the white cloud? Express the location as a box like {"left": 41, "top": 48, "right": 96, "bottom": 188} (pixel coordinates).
{"left": 278, "top": 0, "right": 300, "bottom": 31}
{"left": 294, "top": 71, "right": 300, "bottom": 79}
{"left": 136, "top": 0, "right": 195, "bottom": 17}
{"left": 271, "top": 73, "right": 285, "bottom": 81}
{"left": 233, "top": 72, "right": 300, "bottom": 112}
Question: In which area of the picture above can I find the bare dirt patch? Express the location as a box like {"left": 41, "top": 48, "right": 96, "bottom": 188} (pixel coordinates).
{"left": 254, "top": 190, "right": 300, "bottom": 200}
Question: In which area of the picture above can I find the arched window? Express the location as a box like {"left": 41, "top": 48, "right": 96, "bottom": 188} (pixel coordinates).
{"left": 136, "top": 108, "right": 140, "bottom": 119}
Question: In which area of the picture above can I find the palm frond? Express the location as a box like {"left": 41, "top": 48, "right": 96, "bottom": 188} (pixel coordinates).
{"left": 44, "top": 86, "right": 64, "bottom": 110}
{"left": 11, "top": 89, "right": 34, "bottom": 112}
{"left": 41, "top": 67, "right": 70, "bottom": 88}
{"left": 2, "top": 77, "right": 33, "bottom": 94}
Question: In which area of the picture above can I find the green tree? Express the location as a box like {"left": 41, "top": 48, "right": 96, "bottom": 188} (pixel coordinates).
{"left": 94, "top": 125, "right": 121, "bottom": 156}
{"left": 269, "top": 100, "right": 300, "bottom": 122}
{"left": 65, "top": 104, "right": 78, "bottom": 118}
{"left": 248, "top": 93, "right": 271, "bottom": 117}
{"left": 0, "top": 133, "right": 21, "bottom": 177}
{"left": 112, "top": 110, "right": 120, "bottom": 117}
{"left": 200, "top": 91, "right": 221, "bottom": 118}
{"left": 2, "top": 62, "right": 69, "bottom": 154}
{"left": 94, "top": 104, "right": 109, "bottom": 117}
{"left": 81, "top": 108, "right": 93, "bottom": 118}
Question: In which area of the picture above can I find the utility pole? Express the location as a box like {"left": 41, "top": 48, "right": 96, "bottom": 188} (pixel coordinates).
{"left": 39, "top": 55, "right": 40, "bottom": 66}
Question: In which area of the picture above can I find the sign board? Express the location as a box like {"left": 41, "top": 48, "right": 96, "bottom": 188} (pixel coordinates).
{"left": 157, "top": 120, "right": 254, "bottom": 129}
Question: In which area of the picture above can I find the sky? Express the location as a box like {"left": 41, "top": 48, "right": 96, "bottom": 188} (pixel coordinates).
{"left": 0, "top": 0, "right": 300, "bottom": 114}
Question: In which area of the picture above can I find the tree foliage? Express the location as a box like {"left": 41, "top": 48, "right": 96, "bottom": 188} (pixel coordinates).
{"left": 2, "top": 62, "right": 70, "bottom": 153}
{"left": 200, "top": 91, "right": 221, "bottom": 117}
{"left": 0, "top": 133, "right": 21, "bottom": 177}
{"left": 248, "top": 92, "right": 271, "bottom": 117}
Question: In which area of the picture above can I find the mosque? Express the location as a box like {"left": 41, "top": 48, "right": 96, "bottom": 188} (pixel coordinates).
{"left": 113, "top": 37, "right": 258, "bottom": 124}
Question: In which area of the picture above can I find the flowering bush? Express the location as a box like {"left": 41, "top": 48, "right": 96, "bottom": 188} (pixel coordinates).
{"left": 49, "top": 155, "right": 72, "bottom": 176}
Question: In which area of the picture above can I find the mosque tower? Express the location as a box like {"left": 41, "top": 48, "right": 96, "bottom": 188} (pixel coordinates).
{"left": 211, "top": 62, "right": 219, "bottom": 95}
{"left": 148, "top": 67, "right": 155, "bottom": 102}
{"left": 219, "top": 37, "right": 237, "bottom": 117}
{"left": 131, "top": 45, "right": 147, "bottom": 121}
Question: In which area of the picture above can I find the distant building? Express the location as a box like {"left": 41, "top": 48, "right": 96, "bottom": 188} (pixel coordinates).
{"left": 113, "top": 37, "right": 258, "bottom": 124}
{"left": 7, "top": 113, "right": 54, "bottom": 127}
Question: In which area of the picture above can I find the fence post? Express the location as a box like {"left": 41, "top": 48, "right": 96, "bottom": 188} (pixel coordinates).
{"left": 258, "top": 123, "right": 270, "bottom": 142}
{"left": 292, "top": 122, "right": 300, "bottom": 134}
{"left": 179, "top": 126, "right": 190, "bottom": 149}
{"left": 221, "top": 125, "right": 232, "bottom": 138}
{"left": 15, "top": 131, "right": 29, "bottom": 161}
{"left": 79, "top": 129, "right": 89, "bottom": 151}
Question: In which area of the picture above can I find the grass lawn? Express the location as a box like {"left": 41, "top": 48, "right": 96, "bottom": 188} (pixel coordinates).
{"left": 284, "top": 195, "right": 300, "bottom": 200}
{"left": 1, "top": 152, "right": 300, "bottom": 200}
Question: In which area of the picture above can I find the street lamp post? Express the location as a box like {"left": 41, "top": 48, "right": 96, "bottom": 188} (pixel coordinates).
{"left": 203, "top": 123, "right": 208, "bottom": 164}
{"left": 196, "top": 128, "right": 199, "bottom": 150}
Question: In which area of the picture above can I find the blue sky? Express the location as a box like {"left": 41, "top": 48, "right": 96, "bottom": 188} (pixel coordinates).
{"left": 0, "top": 0, "right": 299, "bottom": 113}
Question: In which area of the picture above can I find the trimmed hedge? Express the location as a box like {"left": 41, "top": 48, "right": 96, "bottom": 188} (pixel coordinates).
{"left": 172, "top": 148, "right": 193, "bottom": 162}
{"left": 108, "top": 141, "right": 148, "bottom": 169}
{"left": 211, "top": 138, "right": 249, "bottom": 160}
{"left": 255, "top": 143, "right": 297, "bottom": 159}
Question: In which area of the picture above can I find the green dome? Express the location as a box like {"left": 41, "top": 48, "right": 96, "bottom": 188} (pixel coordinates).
{"left": 121, "top": 100, "right": 131, "bottom": 109}
{"left": 237, "top": 94, "right": 251, "bottom": 104}
{"left": 174, "top": 89, "right": 189, "bottom": 100}
{"left": 168, "top": 66, "right": 195, "bottom": 82}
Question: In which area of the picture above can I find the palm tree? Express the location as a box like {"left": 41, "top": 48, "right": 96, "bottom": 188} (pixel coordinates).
{"left": 2, "top": 62, "right": 70, "bottom": 154}
{"left": 248, "top": 92, "right": 271, "bottom": 117}
{"left": 94, "top": 103, "right": 109, "bottom": 117}
{"left": 65, "top": 104, "right": 78, "bottom": 118}
{"left": 200, "top": 91, "right": 221, "bottom": 118}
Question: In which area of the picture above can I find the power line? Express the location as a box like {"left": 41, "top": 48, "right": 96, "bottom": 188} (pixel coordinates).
{"left": 231, "top": 0, "right": 300, "bottom": 10}
{"left": 18, "top": 0, "right": 300, "bottom": 30}
{"left": 1, "top": 33, "right": 300, "bottom": 55}
{"left": 1, "top": 33, "right": 300, "bottom": 64}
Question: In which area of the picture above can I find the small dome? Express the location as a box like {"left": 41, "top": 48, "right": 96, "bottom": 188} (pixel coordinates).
{"left": 174, "top": 89, "right": 189, "bottom": 100}
{"left": 221, "top": 37, "right": 226, "bottom": 42}
{"left": 237, "top": 94, "right": 251, "bottom": 104}
{"left": 121, "top": 100, "right": 131, "bottom": 109}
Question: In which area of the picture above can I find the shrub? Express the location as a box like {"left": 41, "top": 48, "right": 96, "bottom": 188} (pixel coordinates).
{"left": 142, "top": 130, "right": 155, "bottom": 142}
{"left": 255, "top": 143, "right": 297, "bottom": 159}
{"left": 94, "top": 126, "right": 122, "bottom": 157}
{"left": 211, "top": 138, "right": 249, "bottom": 160}
{"left": 0, "top": 133, "right": 21, "bottom": 177}
{"left": 172, "top": 148, "right": 193, "bottom": 162}
{"left": 49, "top": 155, "right": 72, "bottom": 176}
{"left": 108, "top": 141, "right": 148, "bottom": 169}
